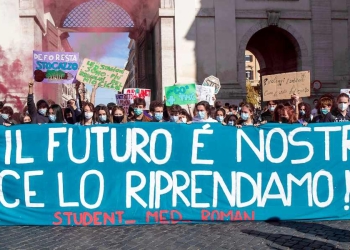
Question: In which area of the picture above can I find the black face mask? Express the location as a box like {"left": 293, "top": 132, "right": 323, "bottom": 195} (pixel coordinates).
{"left": 281, "top": 117, "right": 289, "bottom": 123}
{"left": 113, "top": 116, "right": 124, "bottom": 124}
{"left": 23, "top": 121, "right": 31, "bottom": 124}
{"left": 66, "top": 117, "right": 74, "bottom": 124}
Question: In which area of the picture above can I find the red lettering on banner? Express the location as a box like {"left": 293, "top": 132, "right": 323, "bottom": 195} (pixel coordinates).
{"left": 82, "top": 212, "right": 93, "bottom": 226}
{"left": 103, "top": 212, "right": 115, "bottom": 225}
{"left": 63, "top": 212, "right": 72, "bottom": 224}
{"left": 146, "top": 210, "right": 183, "bottom": 224}
{"left": 93, "top": 212, "right": 102, "bottom": 225}
{"left": 201, "top": 210, "right": 255, "bottom": 221}
{"left": 53, "top": 212, "right": 62, "bottom": 225}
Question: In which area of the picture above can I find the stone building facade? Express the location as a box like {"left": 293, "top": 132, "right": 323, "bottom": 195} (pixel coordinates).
{"left": 0, "top": 0, "right": 349, "bottom": 109}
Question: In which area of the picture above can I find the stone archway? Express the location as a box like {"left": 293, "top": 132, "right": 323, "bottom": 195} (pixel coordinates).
{"left": 238, "top": 20, "right": 311, "bottom": 89}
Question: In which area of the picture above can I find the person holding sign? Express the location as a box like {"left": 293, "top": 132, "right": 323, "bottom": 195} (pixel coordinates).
{"left": 128, "top": 98, "right": 151, "bottom": 122}
{"left": 192, "top": 101, "right": 217, "bottom": 123}
{"left": 95, "top": 105, "right": 110, "bottom": 124}
{"left": 330, "top": 93, "right": 350, "bottom": 122}
{"left": 110, "top": 106, "right": 127, "bottom": 124}
{"left": 27, "top": 80, "right": 49, "bottom": 124}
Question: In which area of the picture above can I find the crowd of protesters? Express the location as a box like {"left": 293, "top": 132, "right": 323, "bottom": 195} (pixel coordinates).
{"left": 0, "top": 80, "right": 350, "bottom": 127}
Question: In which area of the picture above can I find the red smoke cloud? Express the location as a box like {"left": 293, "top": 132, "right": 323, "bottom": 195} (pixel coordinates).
{"left": 0, "top": 46, "right": 26, "bottom": 111}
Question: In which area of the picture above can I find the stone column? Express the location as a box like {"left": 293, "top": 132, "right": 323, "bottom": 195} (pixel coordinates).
{"left": 174, "top": 0, "right": 197, "bottom": 83}
{"left": 311, "top": 0, "right": 333, "bottom": 82}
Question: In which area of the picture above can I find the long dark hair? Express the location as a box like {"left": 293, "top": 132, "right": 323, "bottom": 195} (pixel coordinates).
{"left": 298, "top": 102, "right": 311, "bottom": 119}
{"left": 94, "top": 105, "right": 110, "bottom": 124}
{"left": 49, "top": 104, "right": 64, "bottom": 123}
{"left": 81, "top": 102, "right": 95, "bottom": 125}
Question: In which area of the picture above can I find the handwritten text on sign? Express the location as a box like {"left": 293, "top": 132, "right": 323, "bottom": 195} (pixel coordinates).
{"left": 76, "top": 58, "right": 129, "bottom": 91}
{"left": 123, "top": 88, "right": 151, "bottom": 110}
{"left": 262, "top": 71, "right": 311, "bottom": 101}
{"left": 165, "top": 84, "right": 197, "bottom": 106}
{"left": 0, "top": 123, "right": 349, "bottom": 226}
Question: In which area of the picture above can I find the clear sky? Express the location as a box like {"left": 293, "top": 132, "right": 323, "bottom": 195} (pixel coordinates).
{"left": 68, "top": 32, "right": 129, "bottom": 105}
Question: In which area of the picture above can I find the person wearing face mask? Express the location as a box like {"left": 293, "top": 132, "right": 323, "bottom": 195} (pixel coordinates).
{"left": 329, "top": 93, "right": 350, "bottom": 122}
{"left": 0, "top": 106, "right": 17, "bottom": 126}
{"left": 224, "top": 114, "right": 239, "bottom": 126}
{"left": 94, "top": 105, "right": 110, "bottom": 124}
{"left": 261, "top": 100, "right": 277, "bottom": 123}
{"left": 236, "top": 103, "right": 260, "bottom": 128}
{"left": 168, "top": 104, "right": 182, "bottom": 123}
{"left": 21, "top": 114, "right": 32, "bottom": 124}
{"left": 228, "top": 105, "right": 238, "bottom": 116}
{"left": 177, "top": 108, "right": 192, "bottom": 124}
{"left": 297, "top": 102, "right": 313, "bottom": 125}
{"left": 128, "top": 98, "right": 151, "bottom": 122}
{"left": 312, "top": 96, "right": 335, "bottom": 123}
{"left": 311, "top": 99, "right": 319, "bottom": 117}
{"left": 150, "top": 101, "right": 166, "bottom": 122}
{"left": 27, "top": 80, "right": 49, "bottom": 124}
{"left": 110, "top": 106, "right": 127, "bottom": 124}
{"left": 215, "top": 108, "right": 226, "bottom": 124}
{"left": 193, "top": 101, "right": 218, "bottom": 123}
{"left": 80, "top": 103, "right": 95, "bottom": 125}
{"left": 48, "top": 104, "right": 64, "bottom": 123}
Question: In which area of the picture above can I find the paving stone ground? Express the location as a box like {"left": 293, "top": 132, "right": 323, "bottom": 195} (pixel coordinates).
{"left": 0, "top": 221, "right": 349, "bottom": 249}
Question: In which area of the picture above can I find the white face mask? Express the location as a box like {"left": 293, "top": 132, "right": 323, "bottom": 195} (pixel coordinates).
{"left": 338, "top": 103, "right": 348, "bottom": 112}
{"left": 181, "top": 117, "right": 187, "bottom": 123}
{"left": 85, "top": 112, "right": 93, "bottom": 119}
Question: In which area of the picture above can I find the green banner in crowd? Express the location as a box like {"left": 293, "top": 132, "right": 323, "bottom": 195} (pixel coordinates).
{"left": 165, "top": 84, "right": 197, "bottom": 106}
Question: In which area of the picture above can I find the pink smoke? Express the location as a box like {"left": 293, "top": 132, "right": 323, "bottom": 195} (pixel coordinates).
{"left": 0, "top": 46, "right": 26, "bottom": 110}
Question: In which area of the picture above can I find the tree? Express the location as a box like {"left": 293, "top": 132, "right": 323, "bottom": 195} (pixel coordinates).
{"left": 246, "top": 79, "right": 260, "bottom": 107}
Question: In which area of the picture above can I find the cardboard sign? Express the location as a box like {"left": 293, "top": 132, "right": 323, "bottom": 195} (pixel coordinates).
{"left": 165, "top": 84, "right": 197, "bottom": 106}
{"left": 76, "top": 58, "right": 129, "bottom": 91}
{"left": 196, "top": 85, "right": 215, "bottom": 105}
{"left": 203, "top": 75, "right": 221, "bottom": 94}
{"left": 116, "top": 94, "right": 133, "bottom": 113}
{"left": 33, "top": 51, "right": 79, "bottom": 84}
{"left": 262, "top": 71, "right": 311, "bottom": 101}
{"left": 123, "top": 88, "right": 151, "bottom": 110}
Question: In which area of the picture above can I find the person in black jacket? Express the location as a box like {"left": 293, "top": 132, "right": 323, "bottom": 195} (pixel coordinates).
{"left": 260, "top": 100, "right": 277, "bottom": 123}
{"left": 27, "top": 80, "right": 49, "bottom": 124}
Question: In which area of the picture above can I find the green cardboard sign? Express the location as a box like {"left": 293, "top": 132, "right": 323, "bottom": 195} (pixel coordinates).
{"left": 165, "top": 84, "right": 197, "bottom": 106}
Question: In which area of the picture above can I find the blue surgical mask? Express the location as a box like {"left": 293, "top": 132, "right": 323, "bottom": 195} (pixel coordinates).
{"left": 269, "top": 106, "right": 275, "bottom": 112}
{"left": 228, "top": 112, "right": 233, "bottom": 115}
{"left": 181, "top": 117, "right": 187, "bottom": 123}
{"left": 321, "top": 109, "right": 329, "bottom": 115}
{"left": 38, "top": 108, "right": 47, "bottom": 115}
{"left": 1, "top": 114, "right": 9, "bottom": 120}
{"left": 170, "top": 115, "right": 178, "bottom": 122}
{"left": 154, "top": 113, "right": 163, "bottom": 121}
{"left": 216, "top": 116, "right": 224, "bottom": 122}
{"left": 134, "top": 108, "right": 143, "bottom": 116}
{"left": 48, "top": 115, "right": 56, "bottom": 122}
{"left": 241, "top": 113, "right": 249, "bottom": 121}
{"left": 99, "top": 115, "right": 107, "bottom": 122}
{"left": 228, "top": 121, "right": 234, "bottom": 126}
{"left": 197, "top": 111, "right": 205, "bottom": 120}
{"left": 300, "top": 110, "right": 305, "bottom": 116}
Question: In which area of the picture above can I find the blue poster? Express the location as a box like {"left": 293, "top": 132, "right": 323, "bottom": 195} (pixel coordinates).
{"left": 0, "top": 123, "right": 349, "bottom": 226}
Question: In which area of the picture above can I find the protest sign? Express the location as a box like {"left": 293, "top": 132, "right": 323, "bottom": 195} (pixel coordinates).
{"left": 123, "top": 88, "right": 151, "bottom": 110}
{"left": 203, "top": 76, "right": 221, "bottom": 94}
{"left": 0, "top": 123, "right": 349, "bottom": 226}
{"left": 165, "top": 84, "right": 197, "bottom": 106}
{"left": 262, "top": 71, "right": 311, "bottom": 101}
{"left": 76, "top": 58, "right": 129, "bottom": 91}
{"left": 116, "top": 94, "right": 133, "bottom": 113}
{"left": 196, "top": 85, "right": 215, "bottom": 105}
{"left": 340, "top": 89, "right": 350, "bottom": 97}
{"left": 33, "top": 51, "right": 79, "bottom": 84}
